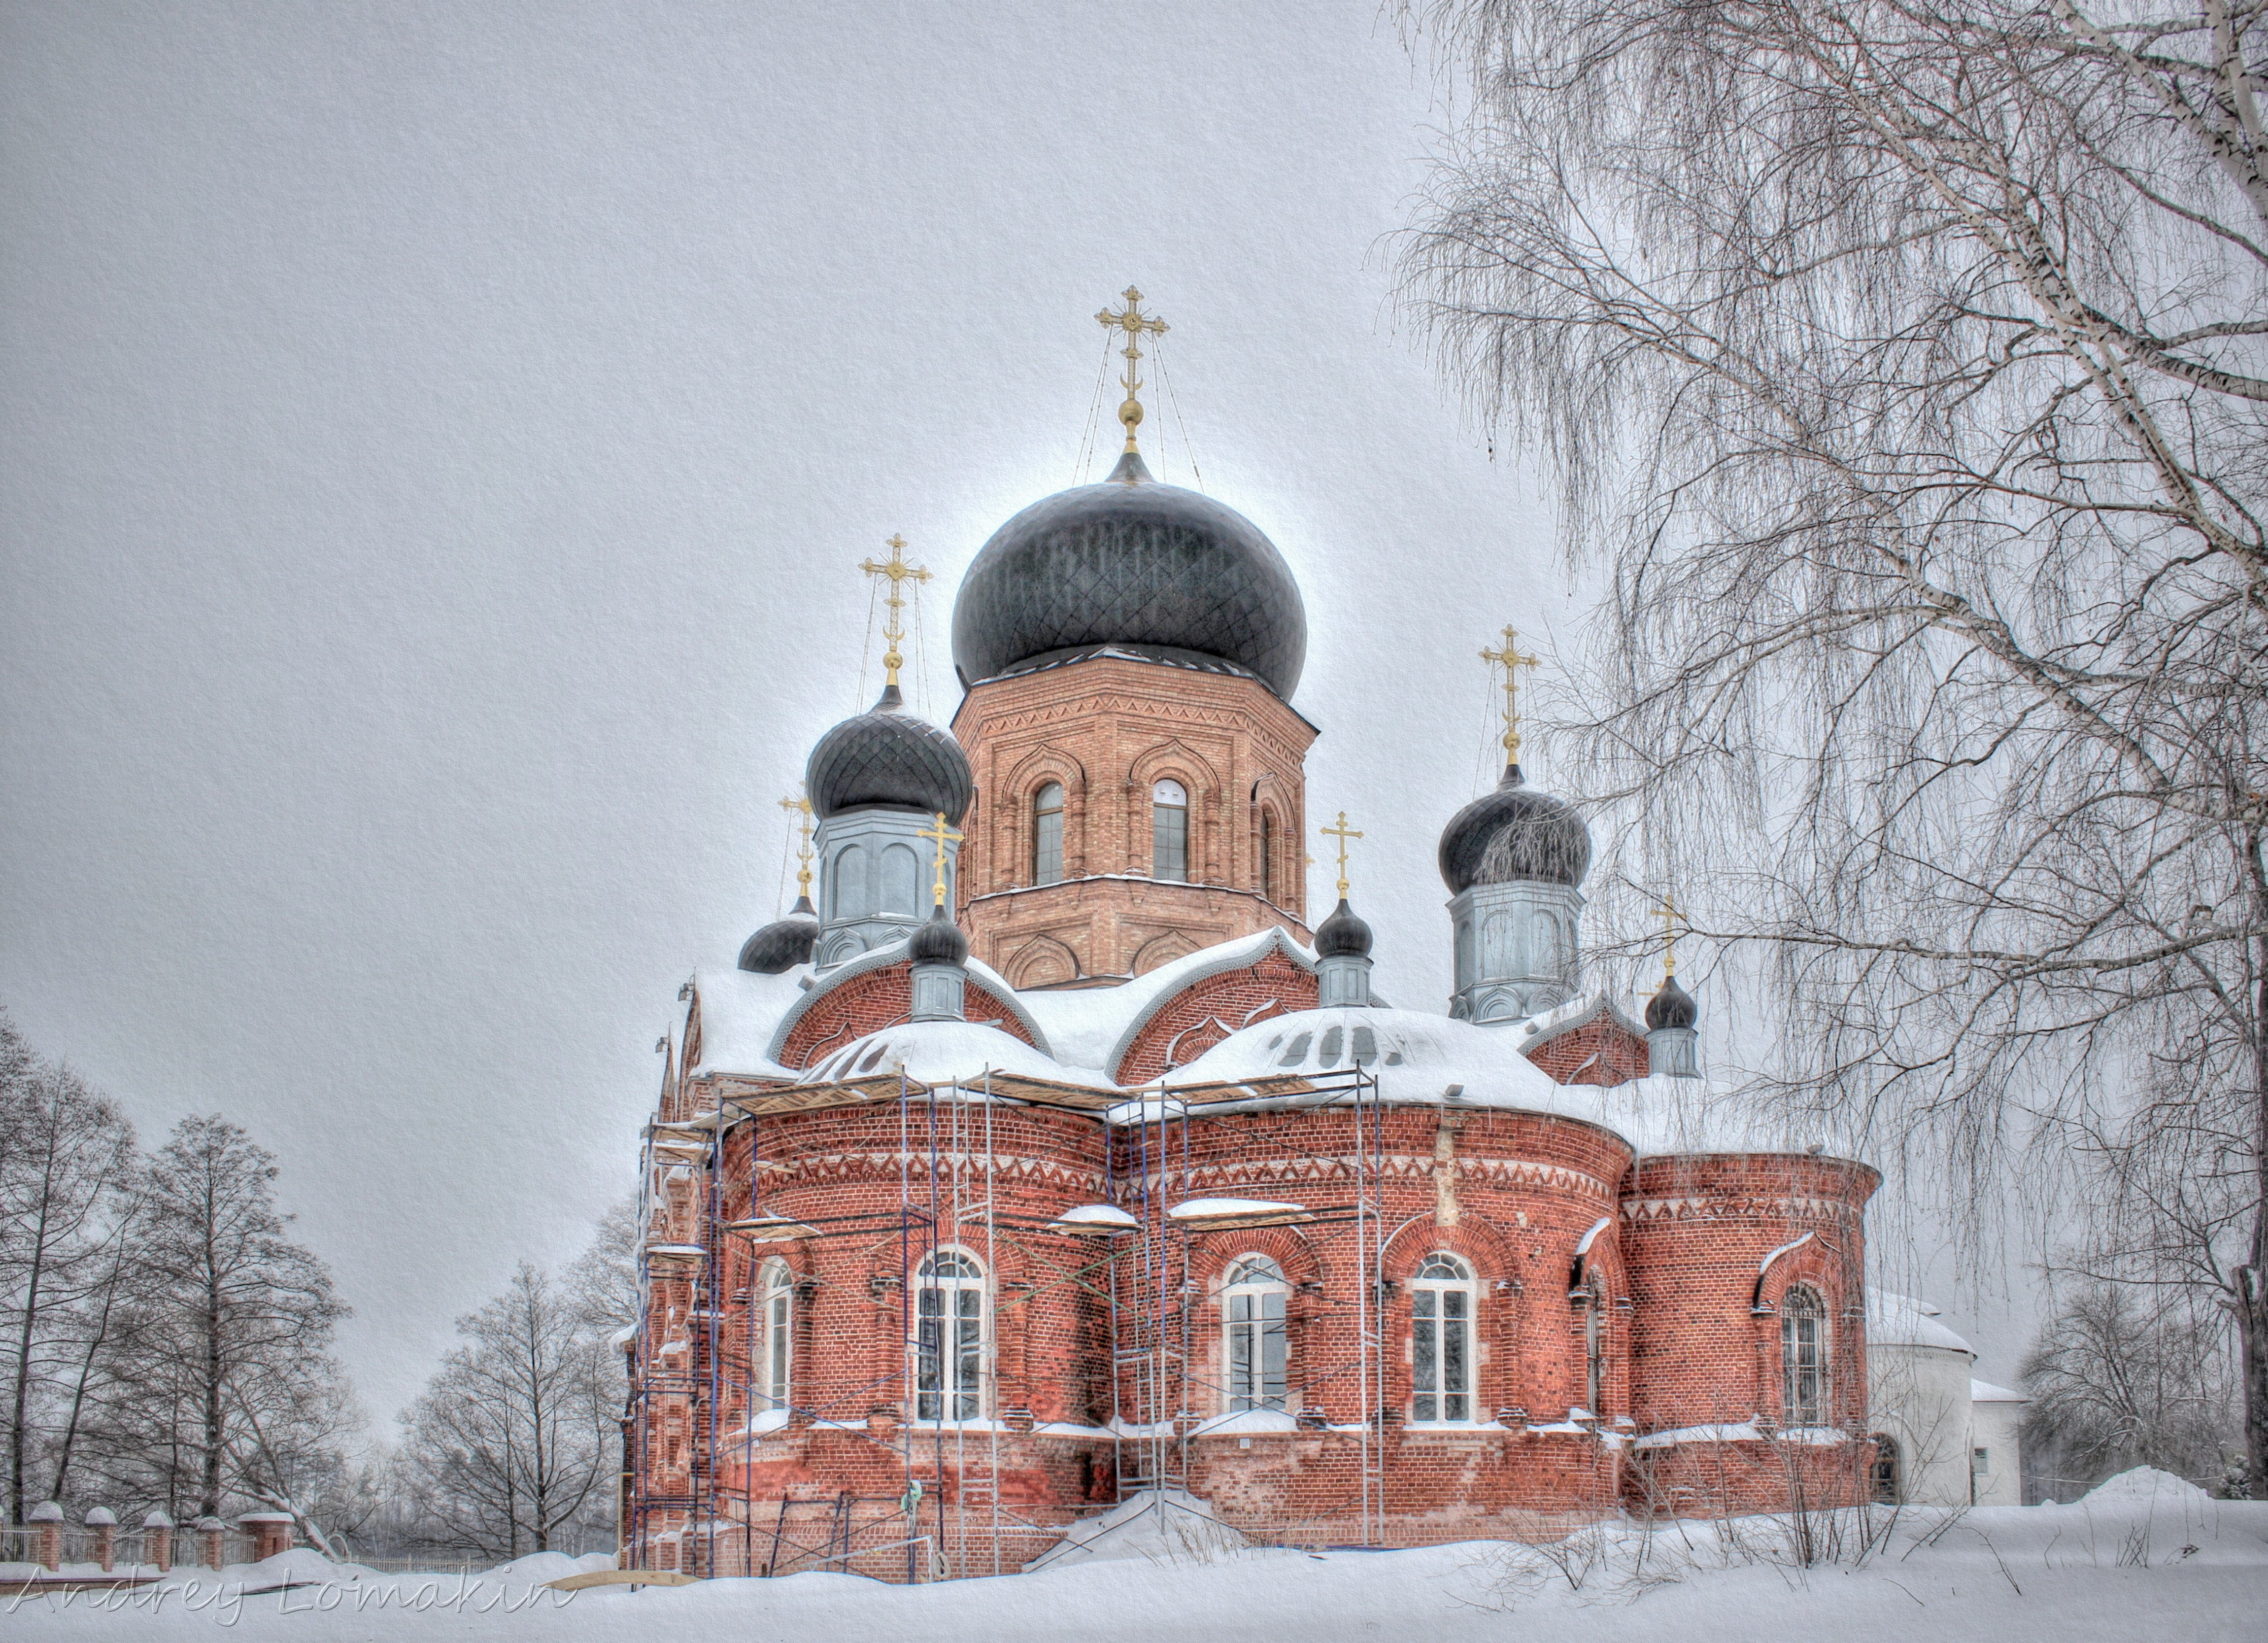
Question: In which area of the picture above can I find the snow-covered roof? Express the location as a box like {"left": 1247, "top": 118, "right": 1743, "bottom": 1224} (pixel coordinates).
{"left": 1016, "top": 926, "right": 1318, "bottom": 1077}
{"left": 1971, "top": 1378, "right": 2029, "bottom": 1403}
{"left": 673, "top": 931, "right": 1866, "bottom": 1165}
{"left": 687, "top": 966, "right": 810, "bottom": 1079}
{"left": 798, "top": 1019, "right": 1111, "bottom": 1091}
{"left": 1866, "top": 1289, "right": 1975, "bottom": 1354}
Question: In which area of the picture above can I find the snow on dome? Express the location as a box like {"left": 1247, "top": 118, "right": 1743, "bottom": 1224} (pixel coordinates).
{"left": 1866, "top": 1289, "right": 1975, "bottom": 1354}
{"left": 799, "top": 1018, "right": 1108, "bottom": 1091}
{"left": 1971, "top": 1378, "right": 2030, "bottom": 1403}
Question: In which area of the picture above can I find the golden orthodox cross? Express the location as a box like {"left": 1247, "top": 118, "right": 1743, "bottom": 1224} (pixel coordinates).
{"left": 1479, "top": 626, "right": 1542, "bottom": 764}
{"left": 1653, "top": 895, "right": 1682, "bottom": 977}
{"left": 918, "top": 812, "right": 964, "bottom": 906}
{"left": 779, "top": 790, "right": 814, "bottom": 899}
{"left": 858, "top": 534, "right": 932, "bottom": 689}
{"left": 1320, "top": 811, "right": 1364, "bottom": 900}
{"left": 1096, "top": 287, "right": 1168, "bottom": 453}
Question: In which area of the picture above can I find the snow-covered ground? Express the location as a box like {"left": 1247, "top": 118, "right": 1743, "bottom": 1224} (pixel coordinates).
{"left": 8, "top": 1471, "right": 2262, "bottom": 1642}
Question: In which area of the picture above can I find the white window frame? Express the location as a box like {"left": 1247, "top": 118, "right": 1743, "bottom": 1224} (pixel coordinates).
{"left": 1033, "top": 782, "right": 1066, "bottom": 886}
{"left": 1151, "top": 778, "right": 1189, "bottom": 882}
{"left": 915, "top": 1248, "right": 987, "bottom": 1422}
{"left": 1222, "top": 1255, "right": 1289, "bottom": 1412}
{"left": 757, "top": 1257, "right": 792, "bottom": 1416}
{"left": 1410, "top": 1253, "right": 1477, "bottom": 1423}
{"left": 1780, "top": 1285, "right": 1828, "bottom": 1425}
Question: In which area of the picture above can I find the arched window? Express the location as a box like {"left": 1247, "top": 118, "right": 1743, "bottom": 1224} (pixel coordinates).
{"left": 879, "top": 843, "right": 920, "bottom": 916}
{"left": 1870, "top": 1433, "right": 1901, "bottom": 1504}
{"left": 916, "top": 1250, "right": 985, "bottom": 1421}
{"left": 756, "top": 1258, "right": 792, "bottom": 1415}
{"left": 1583, "top": 1273, "right": 1607, "bottom": 1417}
{"left": 1411, "top": 1253, "right": 1476, "bottom": 1422}
{"left": 1151, "top": 779, "right": 1188, "bottom": 882}
{"left": 1223, "top": 1256, "right": 1288, "bottom": 1411}
{"left": 832, "top": 844, "right": 870, "bottom": 919}
{"left": 1781, "top": 1285, "right": 1828, "bottom": 1425}
{"left": 1258, "top": 810, "right": 1274, "bottom": 902}
{"left": 1032, "top": 782, "right": 1065, "bottom": 886}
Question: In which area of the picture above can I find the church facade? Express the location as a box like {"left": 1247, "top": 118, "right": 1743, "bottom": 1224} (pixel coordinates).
{"left": 622, "top": 295, "right": 1882, "bottom": 1578}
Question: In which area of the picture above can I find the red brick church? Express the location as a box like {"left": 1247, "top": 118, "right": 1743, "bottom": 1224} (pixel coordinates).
{"left": 622, "top": 293, "right": 1879, "bottom": 1579}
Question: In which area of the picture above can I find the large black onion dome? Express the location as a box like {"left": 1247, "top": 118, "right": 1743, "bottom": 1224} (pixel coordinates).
{"left": 951, "top": 452, "right": 1307, "bottom": 699}
{"left": 1437, "top": 765, "right": 1592, "bottom": 892}
{"left": 805, "top": 685, "right": 973, "bottom": 823}
{"left": 1645, "top": 973, "right": 1697, "bottom": 1030}
{"left": 739, "top": 896, "right": 818, "bottom": 974}
{"left": 908, "top": 902, "right": 969, "bottom": 966}
{"left": 1313, "top": 898, "right": 1373, "bottom": 958}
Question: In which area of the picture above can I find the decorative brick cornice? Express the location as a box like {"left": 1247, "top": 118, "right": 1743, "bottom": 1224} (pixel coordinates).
{"left": 1619, "top": 1194, "right": 1863, "bottom": 1226}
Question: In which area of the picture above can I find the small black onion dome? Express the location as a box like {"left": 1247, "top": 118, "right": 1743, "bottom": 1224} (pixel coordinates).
{"left": 1437, "top": 765, "right": 1593, "bottom": 892}
{"left": 738, "top": 896, "right": 819, "bottom": 974}
{"left": 907, "top": 902, "right": 969, "bottom": 966}
{"left": 805, "top": 685, "right": 973, "bottom": 823}
{"left": 1645, "top": 973, "right": 1698, "bottom": 1030}
{"left": 1313, "top": 898, "right": 1373, "bottom": 958}
{"left": 951, "top": 450, "right": 1307, "bottom": 699}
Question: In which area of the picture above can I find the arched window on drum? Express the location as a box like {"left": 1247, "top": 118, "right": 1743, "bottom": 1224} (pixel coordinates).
{"left": 1032, "top": 782, "right": 1065, "bottom": 886}
{"left": 1151, "top": 779, "right": 1189, "bottom": 882}
{"left": 1411, "top": 1253, "right": 1476, "bottom": 1422}
{"left": 1222, "top": 1256, "right": 1288, "bottom": 1412}
{"left": 916, "top": 1250, "right": 986, "bottom": 1421}
{"left": 1781, "top": 1285, "right": 1828, "bottom": 1425}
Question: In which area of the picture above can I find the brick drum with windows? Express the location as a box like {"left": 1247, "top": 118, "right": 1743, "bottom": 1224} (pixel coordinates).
{"left": 622, "top": 300, "right": 1921, "bottom": 1580}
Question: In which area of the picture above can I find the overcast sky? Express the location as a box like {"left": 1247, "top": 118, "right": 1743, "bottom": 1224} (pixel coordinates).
{"left": 1, "top": 1, "right": 2033, "bottom": 1428}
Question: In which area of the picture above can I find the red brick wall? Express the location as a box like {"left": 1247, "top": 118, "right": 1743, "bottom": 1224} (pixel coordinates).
{"left": 773, "top": 963, "right": 1039, "bottom": 1070}
{"left": 1113, "top": 949, "right": 1318, "bottom": 1083}
{"left": 949, "top": 654, "right": 1317, "bottom": 978}
{"left": 1525, "top": 1018, "right": 1651, "bottom": 1086}
{"left": 630, "top": 1100, "right": 1880, "bottom": 1571}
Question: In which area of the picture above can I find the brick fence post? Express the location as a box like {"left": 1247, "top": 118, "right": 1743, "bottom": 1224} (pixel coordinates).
{"left": 239, "top": 1512, "right": 293, "bottom": 1562}
{"left": 142, "top": 1510, "right": 173, "bottom": 1572}
{"left": 28, "top": 1501, "right": 63, "bottom": 1571}
{"left": 84, "top": 1507, "right": 117, "bottom": 1572}
{"left": 194, "top": 1516, "right": 226, "bottom": 1571}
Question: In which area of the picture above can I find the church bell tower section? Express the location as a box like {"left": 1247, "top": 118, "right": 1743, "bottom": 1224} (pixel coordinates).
{"left": 945, "top": 289, "right": 1317, "bottom": 989}
{"left": 953, "top": 653, "right": 1314, "bottom": 985}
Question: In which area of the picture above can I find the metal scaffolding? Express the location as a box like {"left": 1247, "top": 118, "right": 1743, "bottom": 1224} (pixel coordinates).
{"left": 625, "top": 1045, "right": 1392, "bottom": 1578}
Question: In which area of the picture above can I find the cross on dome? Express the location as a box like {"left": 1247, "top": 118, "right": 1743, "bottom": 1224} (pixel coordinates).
{"left": 918, "top": 810, "right": 963, "bottom": 907}
{"left": 1653, "top": 894, "right": 1683, "bottom": 977}
{"left": 1321, "top": 810, "right": 1364, "bottom": 900}
{"left": 1096, "top": 287, "right": 1168, "bottom": 454}
{"left": 779, "top": 789, "right": 814, "bottom": 900}
{"left": 1480, "top": 625, "right": 1542, "bottom": 765}
{"left": 859, "top": 534, "right": 933, "bottom": 690}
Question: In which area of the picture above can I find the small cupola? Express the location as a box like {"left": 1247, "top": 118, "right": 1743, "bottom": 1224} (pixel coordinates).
{"left": 1645, "top": 973, "right": 1699, "bottom": 1078}
{"left": 1314, "top": 898, "right": 1374, "bottom": 1008}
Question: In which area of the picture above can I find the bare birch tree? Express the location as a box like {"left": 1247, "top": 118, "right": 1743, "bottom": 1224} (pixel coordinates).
{"left": 115, "top": 1115, "right": 352, "bottom": 1523}
{"left": 0, "top": 1047, "right": 136, "bottom": 1525}
{"left": 399, "top": 1262, "right": 612, "bottom": 1559}
{"left": 1398, "top": 0, "right": 2267, "bottom": 1474}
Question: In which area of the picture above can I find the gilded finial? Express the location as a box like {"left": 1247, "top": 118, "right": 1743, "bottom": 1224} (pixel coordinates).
{"left": 1653, "top": 895, "right": 1682, "bottom": 977}
{"left": 918, "top": 811, "right": 964, "bottom": 907}
{"left": 1479, "top": 625, "right": 1543, "bottom": 765}
{"left": 1320, "top": 811, "right": 1364, "bottom": 901}
{"left": 779, "top": 789, "right": 815, "bottom": 899}
{"left": 1096, "top": 287, "right": 1169, "bottom": 454}
{"left": 859, "top": 533, "right": 933, "bottom": 690}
